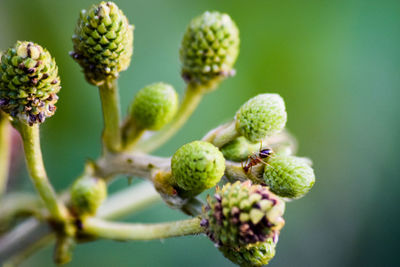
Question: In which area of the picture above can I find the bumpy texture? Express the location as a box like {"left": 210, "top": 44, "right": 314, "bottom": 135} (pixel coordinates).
{"left": 236, "top": 94, "right": 287, "bottom": 142}
{"left": 71, "top": 175, "right": 107, "bottom": 216}
{"left": 171, "top": 141, "right": 225, "bottom": 194}
{"left": 219, "top": 237, "right": 277, "bottom": 267}
{"left": 0, "top": 41, "right": 60, "bottom": 125}
{"left": 203, "top": 181, "right": 285, "bottom": 248}
{"left": 180, "top": 11, "right": 239, "bottom": 90}
{"left": 221, "top": 137, "right": 261, "bottom": 162}
{"left": 71, "top": 1, "right": 133, "bottom": 85}
{"left": 129, "top": 82, "right": 178, "bottom": 130}
{"left": 263, "top": 155, "right": 315, "bottom": 199}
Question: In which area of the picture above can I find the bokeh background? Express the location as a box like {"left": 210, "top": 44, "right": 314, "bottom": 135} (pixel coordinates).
{"left": 1, "top": 0, "right": 399, "bottom": 266}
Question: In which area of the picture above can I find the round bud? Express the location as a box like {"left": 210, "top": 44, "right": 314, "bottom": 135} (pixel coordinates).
{"left": 70, "top": 175, "right": 107, "bottom": 216}
{"left": 236, "top": 94, "right": 287, "bottom": 142}
{"left": 180, "top": 11, "right": 239, "bottom": 90}
{"left": 171, "top": 141, "right": 225, "bottom": 194}
{"left": 71, "top": 1, "right": 134, "bottom": 85}
{"left": 219, "top": 237, "right": 277, "bottom": 267}
{"left": 129, "top": 82, "right": 178, "bottom": 130}
{"left": 203, "top": 181, "right": 285, "bottom": 248}
{"left": 220, "top": 137, "right": 260, "bottom": 162}
{"left": 263, "top": 155, "right": 315, "bottom": 199}
{"left": 0, "top": 41, "right": 60, "bottom": 125}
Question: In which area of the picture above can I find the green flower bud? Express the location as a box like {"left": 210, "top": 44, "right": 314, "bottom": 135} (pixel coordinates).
{"left": 70, "top": 175, "right": 107, "bottom": 216}
{"left": 236, "top": 94, "right": 287, "bottom": 142}
{"left": 219, "top": 237, "right": 277, "bottom": 267}
{"left": 0, "top": 41, "right": 61, "bottom": 125}
{"left": 171, "top": 141, "right": 225, "bottom": 195}
{"left": 180, "top": 11, "right": 239, "bottom": 91}
{"left": 71, "top": 1, "right": 134, "bottom": 85}
{"left": 263, "top": 155, "right": 315, "bottom": 199}
{"left": 129, "top": 82, "right": 178, "bottom": 130}
{"left": 221, "top": 137, "right": 260, "bottom": 162}
{"left": 203, "top": 181, "right": 285, "bottom": 248}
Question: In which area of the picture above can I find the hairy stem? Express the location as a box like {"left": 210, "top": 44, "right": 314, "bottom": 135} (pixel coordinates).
{"left": 98, "top": 78, "right": 122, "bottom": 152}
{"left": 136, "top": 84, "right": 204, "bottom": 152}
{"left": 0, "top": 112, "right": 10, "bottom": 196}
{"left": 202, "top": 120, "right": 239, "bottom": 147}
{"left": 14, "top": 122, "right": 69, "bottom": 222}
{"left": 83, "top": 217, "right": 203, "bottom": 241}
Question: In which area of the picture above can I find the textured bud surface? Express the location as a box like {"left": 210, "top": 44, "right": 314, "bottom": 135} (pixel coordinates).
{"left": 129, "top": 82, "right": 178, "bottom": 130}
{"left": 0, "top": 41, "right": 60, "bottom": 125}
{"left": 171, "top": 141, "right": 225, "bottom": 193}
{"left": 203, "top": 181, "right": 285, "bottom": 247}
{"left": 236, "top": 94, "right": 287, "bottom": 142}
{"left": 72, "top": 1, "right": 133, "bottom": 85}
{"left": 264, "top": 155, "right": 315, "bottom": 199}
{"left": 71, "top": 175, "right": 107, "bottom": 216}
{"left": 220, "top": 237, "right": 277, "bottom": 267}
{"left": 180, "top": 11, "right": 239, "bottom": 90}
{"left": 221, "top": 137, "right": 260, "bottom": 162}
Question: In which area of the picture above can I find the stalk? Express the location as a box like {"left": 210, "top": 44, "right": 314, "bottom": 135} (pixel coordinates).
{"left": 0, "top": 112, "right": 10, "bottom": 196}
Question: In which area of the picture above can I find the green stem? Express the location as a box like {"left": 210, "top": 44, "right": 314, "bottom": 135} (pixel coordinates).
{"left": 0, "top": 112, "right": 10, "bottom": 196}
{"left": 202, "top": 120, "right": 239, "bottom": 147}
{"left": 83, "top": 217, "right": 203, "bottom": 241}
{"left": 14, "top": 121, "right": 68, "bottom": 222}
{"left": 136, "top": 84, "right": 204, "bottom": 153}
{"left": 98, "top": 78, "right": 122, "bottom": 152}
{"left": 121, "top": 119, "right": 145, "bottom": 151}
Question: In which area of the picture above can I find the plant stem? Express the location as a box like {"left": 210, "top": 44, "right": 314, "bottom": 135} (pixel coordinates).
{"left": 14, "top": 121, "right": 68, "bottom": 222}
{"left": 83, "top": 217, "right": 203, "bottom": 241}
{"left": 202, "top": 120, "right": 239, "bottom": 147}
{"left": 0, "top": 112, "right": 10, "bottom": 196}
{"left": 98, "top": 78, "right": 122, "bottom": 152}
{"left": 136, "top": 84, "right": 204, "bottom": 153}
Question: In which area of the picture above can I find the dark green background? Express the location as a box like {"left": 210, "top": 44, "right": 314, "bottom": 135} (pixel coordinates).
{"left": 1, "top": 0, "right": 399, "bottom": 266}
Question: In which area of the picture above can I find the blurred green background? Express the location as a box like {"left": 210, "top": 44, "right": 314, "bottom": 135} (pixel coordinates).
{"left": 1, "top": 0, "right": 399, "bottom": 266}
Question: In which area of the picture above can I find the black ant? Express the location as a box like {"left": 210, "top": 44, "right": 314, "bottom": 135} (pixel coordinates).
{"left": 242, "top": 141, "right": 274, "bottom": 173}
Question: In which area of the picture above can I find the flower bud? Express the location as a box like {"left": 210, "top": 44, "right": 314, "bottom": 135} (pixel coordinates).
{"left": 129, "top": 82, "right": 178, "bottom": 130}
{"left": 220, "top": 137, "right": 260, "bottom": 162}
{"left": 70, "top": 175, "right": 107, "bottom": 216}
{"left": 171, "top": 141, "right": 225, "bottom": 195}
{"left": 236, "top": 94, "right": 287, "bottom": 142}
{"left": 263, "top": 155, "right": 315, "bottom": 199}
{"left": 71, "top": 1, "right": 134, "bottom": 85}
{"left": 219, "top": 237, "right": 277, "bottom": 267}
{"left": 203, "top": 181, "right": 285, "bottom": 248}
{"left": 0, "top": 41, "right": 60, "bottom": 125}
{"left": 180, "top": 11, "right": 239, "bottom": 91}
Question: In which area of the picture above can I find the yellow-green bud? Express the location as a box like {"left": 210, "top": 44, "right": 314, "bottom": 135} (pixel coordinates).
{"left": 221, "top": 137, "right": 260, "bottom": 162}
{"left": 70, "top": 175, "right": 107, "bottom": 216}
{"left": 71, "top": 1, "right": 134, "bottom": 85}
{"left": 0, "top": 41, "right": 61, "bottom": 125}
{"left": 219, "top": 237, "right": 277, "bottom": 267}
{"left": 202, "top": 181, "right": 285, "bottom": 248}
{"left": 180, "top": 11, "right": 239, "bottom": 91}
{"left": 263, "top": 155, "right": 315, "bottom": 199}
{"left": 236, "top": 94, "right": 287, "bottom": 142}
{"left": 171, "top": 141, "right": 225, "bottom": 195}
{"left": 129, "top": 82, "right": 178, "bottom": 130}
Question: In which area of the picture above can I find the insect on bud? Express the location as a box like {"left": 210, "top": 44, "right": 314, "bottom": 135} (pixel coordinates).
{"left": 0, "top": 41, "right": 61, "bottom": 125}
{"left": 263, "top": 155, "right": 315, "bottom": 199}
{"left": 171, "top": 141, "right": 225, "bottom": 195}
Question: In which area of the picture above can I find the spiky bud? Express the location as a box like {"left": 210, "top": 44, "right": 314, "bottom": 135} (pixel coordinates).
{"left": 236, "top": 94, "right": 287, "bottom": 143}
{"left": 71, "top": 1, "right": 134, "bottom": 85}
{"left": 129, "top": 82, "right": 178, "bottom": 130}
{"left": 219, "top": 237, "right": 277, "bottom": 267}
{"left": 0, "top": 41, "right": 60, "bottom": 125}
{"left": 171, "top": 141, "right": 225, "bottom": 195}
{"left": 180, "top": 11, "right": 239, "bottom": 91}
{"left": 263, "top": 155, "right": 315, "bottom": 199}
{"left": 203, "top": 181, "right": 285, "bottom": 248}
{"left": 70, "top": 175, "right": 107, "bottom": 216}
{"left": 221, "top": 137, "right": 260, "bottom": 162}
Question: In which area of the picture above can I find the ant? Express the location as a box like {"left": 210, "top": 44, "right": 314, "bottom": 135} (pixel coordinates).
{"left": 242, "top": 141, "right": 274, "bottom": 173}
